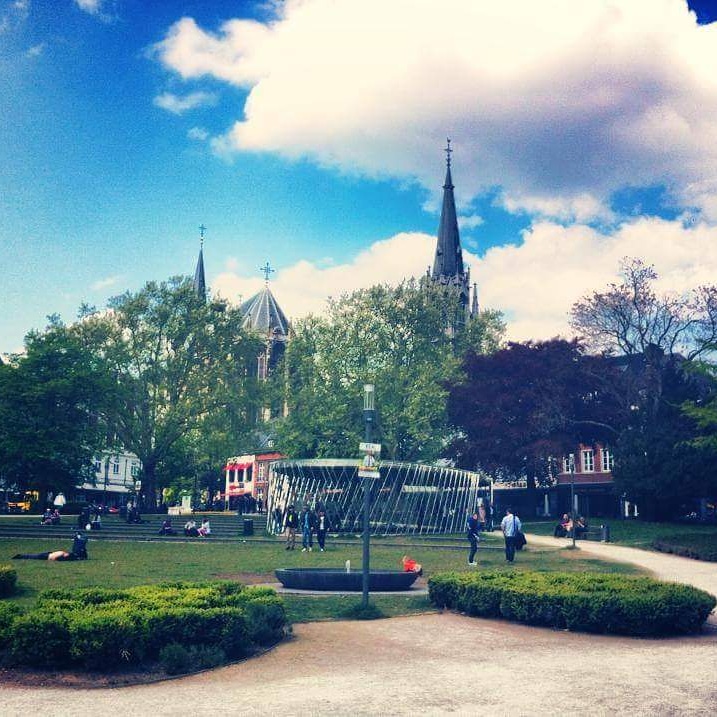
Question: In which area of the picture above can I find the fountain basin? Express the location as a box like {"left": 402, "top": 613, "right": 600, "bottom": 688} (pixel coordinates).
{"left": 275, "top": 568, "right": 420, "bottom": 591}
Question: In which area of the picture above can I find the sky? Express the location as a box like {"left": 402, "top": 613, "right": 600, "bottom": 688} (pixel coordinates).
{"left": 2, "top": 0, "right": 717, "bottom": 353}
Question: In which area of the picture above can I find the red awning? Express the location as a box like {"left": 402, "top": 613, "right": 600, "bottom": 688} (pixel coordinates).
{"left": 225, "top": 462, "right": 252, "bottom": 471}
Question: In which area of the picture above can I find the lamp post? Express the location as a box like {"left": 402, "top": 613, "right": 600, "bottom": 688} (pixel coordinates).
{"left": 568, "top": 453, "right": 576, "bottom": 548}
{"left": 362, "top": 384, "right": 375, "bottom": 608}
{"left": 103, "top": 456, "right": 110, "bottom": 512}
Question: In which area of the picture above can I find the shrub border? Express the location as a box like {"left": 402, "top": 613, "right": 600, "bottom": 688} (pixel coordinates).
{"left": 428, "top": 570, "right": 716, "bottom": 637}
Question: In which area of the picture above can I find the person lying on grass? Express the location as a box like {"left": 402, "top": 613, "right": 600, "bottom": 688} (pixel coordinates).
{"left": 12, "top": 532, "right": 88, "bottom": 561}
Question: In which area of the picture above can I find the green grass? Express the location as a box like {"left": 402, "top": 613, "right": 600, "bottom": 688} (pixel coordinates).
{"left": 1, "top": 534, "right": 642, "bottom": 607}
{"left": 523, "top": 518, "right": 717, "bottom": 550}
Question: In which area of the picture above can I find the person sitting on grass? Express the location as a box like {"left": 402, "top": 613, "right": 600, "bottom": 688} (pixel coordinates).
{"left": 40, "top": 508, "right": 53, "bottom": 525}
{"left": 71, "top": 531, "right": 88, "bottom": 559}
{"left": 197, "top": 519, "right": 211, "bottom": 537}
{"left": 402, "top": 555, "right": 423, "bottom": 576}
{"left": 158, "top": 518, "right": 175, "bottom": 536}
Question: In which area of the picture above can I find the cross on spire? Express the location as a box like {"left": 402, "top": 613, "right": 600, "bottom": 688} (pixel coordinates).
{"left": 445, "top": 138, "right": 452, "bottom": 168}
{"left": 198, "top": 224, "right": 207, "bottom": 247}
{"left": 260, "top": 261, "right": 275, "bottom": 284}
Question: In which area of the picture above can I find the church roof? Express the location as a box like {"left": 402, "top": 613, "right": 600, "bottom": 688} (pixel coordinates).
{"left": 241, "top": 285, "right": 290, "bottom": 338}
{"left": 431, "top": 160, "right": 465, "bottom": 282}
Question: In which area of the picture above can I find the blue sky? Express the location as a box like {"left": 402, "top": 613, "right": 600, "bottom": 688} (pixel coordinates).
{"left": 2, "top": 0, "right": 717, "bottom": 352}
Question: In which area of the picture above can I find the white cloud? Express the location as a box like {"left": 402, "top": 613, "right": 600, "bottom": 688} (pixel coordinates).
{"left": 74, "top": 0, "right": 103, "bottom": 14}
{"left": 91, "top": 275, "right": 122, "bottom": 291}
{"left": 213, "top": 217, "right": 717, "bottom": 342}
{"left": 153, "top": 91, "right": 217, "bottom": 115}
{"left": 187, "top": 126, "right": 209, "bottom": 141}
{"left": 213, "top": 232, "right": 436, "bottom": 318}
{"left": 473, "top": 216, "right": 717, "bottom": 340}
{"left": 25, "top": 42, "right": 44, "bottom": 57}
{"left": 155, "top": 0, "right": 717, "bottom": 220}
{"left": 457, "top": 214, "right": 483, "bottom": 230}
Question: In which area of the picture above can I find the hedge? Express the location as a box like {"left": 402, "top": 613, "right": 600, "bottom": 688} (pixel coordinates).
{"left": 0, "top": 565, "right": 17, "bottom": 598}
{"left": 652, "top": 534, "right": 717, "bottom": 563}
{"left": 428, "top": 570, "right": 716, "bottom": 637}
{"left": 0, "top": 581, "right": 286, "bottom": 670}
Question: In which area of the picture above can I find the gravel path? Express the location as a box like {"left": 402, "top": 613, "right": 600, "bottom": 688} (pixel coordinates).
{"left": 1, "top": 537, "right": 716, "bottom": 716}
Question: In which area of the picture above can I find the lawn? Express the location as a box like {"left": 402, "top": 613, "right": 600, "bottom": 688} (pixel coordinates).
{"left": 522, "top": 518, "right": 717, "bottom": 549}
{"left": 0, "top": 534, "right": 643, "bottom": 618}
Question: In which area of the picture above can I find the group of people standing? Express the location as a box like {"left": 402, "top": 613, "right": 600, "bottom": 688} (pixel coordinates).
{"left": 466, "top": 506, "right": 524, "bottom": 565}
{"left": 282, "top": 504, "right": 330, "bottom": 552}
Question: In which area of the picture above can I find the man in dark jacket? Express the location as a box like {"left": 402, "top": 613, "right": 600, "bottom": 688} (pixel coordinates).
{"left": 284, "top": 505, "right": 298, "bottom": 550}
{"left": 466, "top": 510, "right": 480, "bottom": 566}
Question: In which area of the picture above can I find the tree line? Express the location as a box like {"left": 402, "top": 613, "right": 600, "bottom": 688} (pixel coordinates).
{"left": 1, "top": 261, "right": 717, "bottom": 519}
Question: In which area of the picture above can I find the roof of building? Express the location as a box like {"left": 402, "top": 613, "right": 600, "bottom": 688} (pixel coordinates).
{"left": 240, "top": 285, "right": 290, "bottom": 338}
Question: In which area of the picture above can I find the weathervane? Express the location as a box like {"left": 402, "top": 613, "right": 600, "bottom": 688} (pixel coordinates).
{"left": 260, "top": 261, "right": 275, "bottom": 284}
{"left": 445, "top": 138, "right": 452, "bottom": 168}
{"left": 198, "top": 224, "right": 207, "bottom": 248}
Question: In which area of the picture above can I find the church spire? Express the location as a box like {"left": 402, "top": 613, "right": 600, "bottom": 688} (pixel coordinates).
{"left": 430, "top": 140, "right": 470, "bottom": 329}
{"left": 193, "top": 224, "right": 207, "bottom": 302}
{"left": 431, "top": 139, "right": 466, "bottom": 283}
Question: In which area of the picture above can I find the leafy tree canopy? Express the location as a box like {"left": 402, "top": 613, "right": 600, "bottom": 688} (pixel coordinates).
{"left": 0, "top": 321, "right": 113, "bottom": 499}
{"left": 271, "top": 279, "right": 504, "bottom": 462}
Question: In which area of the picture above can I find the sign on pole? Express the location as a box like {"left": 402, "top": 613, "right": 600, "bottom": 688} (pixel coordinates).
{"left": 359, "top": 442, "right": 382, "bottom": 454}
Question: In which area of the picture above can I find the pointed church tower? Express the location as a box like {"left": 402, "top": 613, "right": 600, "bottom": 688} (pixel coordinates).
{"left": 194, "top": 224, "right": 207, "bottom": 302}
{"left": 431, "top": 139, "right": 471, "bottom": 331}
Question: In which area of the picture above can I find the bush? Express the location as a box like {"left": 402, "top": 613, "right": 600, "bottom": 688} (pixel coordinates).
{"left": 158, "top": 643, "right": 192, "bottom": 675}
{"left": 652, "top": 534, "right": 717, "bottom": 562}
{"left": 159, "top": 642, "right": 227, "bottom": 675}
{"left": 0, "top": 565, "right": 17, "bottom": 598}
{"left": 3, "top": 581, "right": 286, "bottom": 670}
{"left": 9, "top": 611, "right": 71, "bottom": 667}
{"left": 428, "top": 570, "right": 716, "bottom": 637}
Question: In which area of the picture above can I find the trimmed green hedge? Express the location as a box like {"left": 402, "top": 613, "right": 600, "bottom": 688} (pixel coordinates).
{"left": 0, "top": 581, "right": 286, "bottom": 670}
{"left": 428, "top": 571, "right": 716, "bottom": 636}
{"left": 652, "top": 534, "right": 717, "bottom": 562}
{"left": 0, "top": 565, "right": 17, "bottom": 598}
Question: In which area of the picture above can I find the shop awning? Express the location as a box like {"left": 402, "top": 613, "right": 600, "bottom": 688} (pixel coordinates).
{"left": 225, "top": 462, "right": 252, "bottom": 471}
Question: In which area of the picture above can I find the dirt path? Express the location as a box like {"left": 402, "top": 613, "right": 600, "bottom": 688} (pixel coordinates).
{"left": 1, "top": 612, "right": 716, "bottom": 716}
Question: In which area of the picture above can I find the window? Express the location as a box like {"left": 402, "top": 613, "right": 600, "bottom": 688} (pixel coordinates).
{"left": 562, "top": 457, "right": 569, "bottom": 474}
{"left": 258, "top": 463, "right": 265, "bottom": 479}
{"left": 582, "top": 449, "right": 594, "bottom": 473}
{"left": 112, "top": 459, "right": 120, "bottom": 475}
{"left": 93, "top": 460, "right": 102, "bottom": 473}
{"left": 601, "top": 449, "right": 614, "bottom": 472}
{"left": 131, "top": 463, "right": 140, "bottom": 477}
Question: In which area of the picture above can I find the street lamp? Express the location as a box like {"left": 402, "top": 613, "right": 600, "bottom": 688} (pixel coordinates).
{"left": 103, "top": 456, "right": 110, "bottom": 511}
{"left": 362, "top": 384, "right": 375, "bottom": 608}
{"left": 568, "top": 453, "right": 576, "bottom": 549}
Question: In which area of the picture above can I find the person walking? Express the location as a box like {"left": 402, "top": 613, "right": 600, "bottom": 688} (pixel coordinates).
{"left": 466, "top": 510, "right": 480, "bottom": 566}
{"left": 315, "top": 509, "right": 330, "bottom": 551}
{"left": 284, "top": 504, "right": 298, "bottom": 550}
{"left": 500, "top": 507, "right": 521, "bottom": 563}
{"left": 301, "top": 506, "right": 316, "bottom": 552}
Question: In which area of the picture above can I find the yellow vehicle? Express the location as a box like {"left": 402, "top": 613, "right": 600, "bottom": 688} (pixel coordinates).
{"left": 3, "top": 490, "right": 38, "bottom": 513}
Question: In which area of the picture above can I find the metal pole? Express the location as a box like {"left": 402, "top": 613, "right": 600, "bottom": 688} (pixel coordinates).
{"left": 362, "top": 413, "right": 372, "bottom": 608}
{"left": 569, "top": 454, "right": 576, "bottom": 549}
{"left": 361, "top": 384, "right": 375, "bottom": 609}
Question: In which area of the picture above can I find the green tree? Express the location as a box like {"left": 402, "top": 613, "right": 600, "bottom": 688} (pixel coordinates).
{"left": 0, "top": 320, "right": 112, "bottom": 501}
{"left": 80, "top": 278, "right": 264, "bottom": 506}
{"left": 571, "top": 260, "right": 717, "bottom": 518}
{"left": 272, "top": 280, "right": 504, "bottom": 461}
{"left": 615, "top": 358, "right": 717, "bottom": 520}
